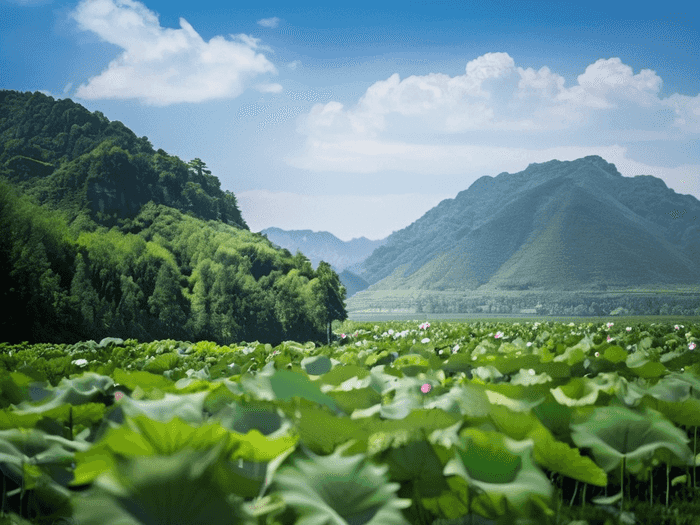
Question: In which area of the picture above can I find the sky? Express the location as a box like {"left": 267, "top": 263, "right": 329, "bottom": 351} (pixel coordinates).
{"left": 1, "top": 0, "right": 699, "bottom": 241}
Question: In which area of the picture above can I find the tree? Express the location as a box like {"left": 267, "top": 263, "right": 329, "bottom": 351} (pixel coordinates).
{"left": 147, "top": 263, "right": 188, "bottom": 339}
{"left": 312, "top": 262, "right": 348, "bottom": 344}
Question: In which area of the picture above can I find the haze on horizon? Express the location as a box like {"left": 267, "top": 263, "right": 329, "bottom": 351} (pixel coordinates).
{"left": 1, "top": 0, "right": 698, "bottom": 241}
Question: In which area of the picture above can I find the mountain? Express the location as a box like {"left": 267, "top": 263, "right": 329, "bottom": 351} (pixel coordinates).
{"left": 261, "top": 227, "right": 387, "bottom": 272}
{"left": 358, "top": 156, "right": 700, "bottom": 294}
{"left": 0, "top": 90, "right": 347, "bottom": 345}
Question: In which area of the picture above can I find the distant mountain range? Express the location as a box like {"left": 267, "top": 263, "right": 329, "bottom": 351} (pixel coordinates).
{"left": 356, "top": 155, "right": 700, "bottom": 295}
{"left": 260, "top": 227, "right": 386, "bottom": 296}
{"left": 262, "top": 156, "right": 700, "bottom": 312}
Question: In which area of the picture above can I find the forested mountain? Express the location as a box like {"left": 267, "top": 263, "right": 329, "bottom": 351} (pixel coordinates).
{"left": 359, "top": 156, "right": 700, "bottom": 292}
{"left": 261, "top": 227, "right": 386, "bottom": 273}
{"left": 0, "top": 90, "right": 347, "bottom": 345}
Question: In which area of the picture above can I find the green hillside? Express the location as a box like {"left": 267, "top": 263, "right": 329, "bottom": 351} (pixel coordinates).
{"left": 359, "top": 156, "right": 700, "bottom": 293}
{"left": 0, "top": 90, "right": 347, "bottom": 345}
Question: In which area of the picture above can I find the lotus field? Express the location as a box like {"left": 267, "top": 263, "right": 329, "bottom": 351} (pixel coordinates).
{"left": 1, "top": 319, "right": 700, "bottom": 525}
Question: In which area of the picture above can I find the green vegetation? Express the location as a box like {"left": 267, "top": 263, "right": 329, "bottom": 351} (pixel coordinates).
{"left": 0, "top": 90, "right": 347, "bottom": 345}
{"left": 0, "top": 319, "right": 699, "bottom": 525}
{"left": 348, "top": 288, "right": 700, "bottom": 318}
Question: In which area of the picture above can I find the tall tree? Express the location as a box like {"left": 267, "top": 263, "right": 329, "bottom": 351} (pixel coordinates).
{"left": 147, "top": 262, "right": 188, "bottom": 339}
{"left": 311, "top": 261, "right": 348, "bottom": 344}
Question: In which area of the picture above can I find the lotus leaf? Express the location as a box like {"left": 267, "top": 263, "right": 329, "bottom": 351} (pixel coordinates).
{"left": 271, "top": 440, "right": 412, "bottom": 525}
{"left": 570, "top": 405, "right": 693, "bottom": 475}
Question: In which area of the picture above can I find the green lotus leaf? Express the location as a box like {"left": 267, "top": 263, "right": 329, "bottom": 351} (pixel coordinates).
{"left": 443, "top": 428, "right": 552, "bottom": 513}
{"left": 550, "top": 377, "right": 602, "bottom": 407}
{"left": 602, "top": 345, "right": 628, "bottom": 364}
{"left": 301, "top": 355, "right": 332, "bottom": 376}
{"left": 488, "top": 404, "right": 607, "bottom": 487}
{"left": 71, "top": 442, "right": 255, "bottom": 525}
{"left": 570, "top": 405, "right": 693, "bottom": 474}
{"left": 271, "top": 441, "right": 412, "bottom": 525}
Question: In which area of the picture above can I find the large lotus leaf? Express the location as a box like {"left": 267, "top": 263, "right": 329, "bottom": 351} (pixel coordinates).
{"left": 0, "top": 371, "right": 49, "bottom": 406}
{"left": 602, "top": 345, "right": 628, "bottom": 364}
{"left": 426, "top": 384, "right": 492, "bottom": 419}
{"left": 488, "top": 404, "right": 607, "bottom": 487}
{"left": 117, "top": 390, "right": 209, "bottom": 424}
{"left": 488, "top": 354, "right": 541, "bottom": 375}
{"left": 0, "top": 402, "right": 105, "bottom": 431}
{"left": 532, "top": 395, "right": 574, "bottom": 442}
{"left": 509, "top": 368, "right": 553, "bottom": 387}
{"left": 472, "top": 366, "right": 504, "bottom": 382}
{"left": 667, "top": 371, "right": 700, "bottom": 399}
{"left": 625, "top": 352, "right": 667, "bottom": 378}
{"left": 321, "top": 365, "right": 371, "bottom": 386}
{"left": 550, "top": 376, "right": 607, "bottom": 407}
{"left": 301, "top": 355, "right": 333, "bottom": 376}
{"left": 553, "top": 335, "right": 594, "bottom": 365}
{"left": 269, "top": 369, "right": 343, "bottom": 415}
{"left": 10, "top": 372, "right": 114, "bottom": 410}
{"left": 613, "top": 377, "right": 648, "bottom": 407}
{"left": 645, "top": 376, "right": 693, "bottom": 402}
{"left": 71, "top": 442, "right": 255, "bottom": 525}
{"left": 111, "top": 369, "right": 176, "bottom": 393}
{"left": 641, "top": 395, "right": 700, "bottom": 427}
{"left": 142, "top": 353, "right": 180, "bottom": 374}
{"left": 382, "top": 439, "right": 451, "bottom": 497}
{"left": 443, "top": 428, "right": 552, "bottom": 512}
{"left": 271, "top": 440, "right": 412, "bottom": 525}
{"left": 570, "top": 405, "right": 693, "bottom": 474}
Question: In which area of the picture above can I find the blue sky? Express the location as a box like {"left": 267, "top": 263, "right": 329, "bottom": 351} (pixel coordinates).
{"left": 1, "top": 0, "right": 699, "bottom": 240}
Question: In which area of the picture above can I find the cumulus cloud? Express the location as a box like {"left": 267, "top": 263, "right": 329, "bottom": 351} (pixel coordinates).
{"left": 291, "top": 53, "right": 698, "bottom": 182}
{"left": 257, "top": 17, "right": 280, "bottom": 28}
{"left": 237, "top": 190, "right": 452, "bottom": 241}
{"left": 71, "top": 0, "right": 281, "bottom": 105}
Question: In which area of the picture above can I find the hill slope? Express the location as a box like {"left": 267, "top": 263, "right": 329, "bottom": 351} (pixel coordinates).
{"left": 0, "top": 90, "right": 347, "bottom": 344}
{"left": 359, "top": 156, "right": 700, "bottom": 292}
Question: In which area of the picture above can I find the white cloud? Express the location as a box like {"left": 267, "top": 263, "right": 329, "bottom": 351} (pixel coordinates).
{"left": 255, "top": 83, "right": 283, "bottom": 93}
{"left": 237, "top": 190, "right": 452, "bottom": 241}
{"left": 291, "top": 53, "right": 697, "bottom": 183}
{"left": 287, "top": 142, "right": 630, "bottom": 175}
{"left": 71, "top": 0, "right": 279, "bottom": 105}
{"left": 287, "top": 60, "right": 301, "bottom": 70}
{"left": 257, "top": 17, "right": 280, "bottom": 28}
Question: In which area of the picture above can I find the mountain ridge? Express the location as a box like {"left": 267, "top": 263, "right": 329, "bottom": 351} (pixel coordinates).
{"left": 357, "top": 155, "right": 700, "bottom": 294}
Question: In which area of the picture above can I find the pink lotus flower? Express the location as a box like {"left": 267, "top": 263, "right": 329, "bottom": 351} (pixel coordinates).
{"left": 495, "top": 331, "right": 503, "bottom": 339}
{"left": 607, "top": 336, "right": 613, "bottom": 342}
{"left": 341, "top": 333, "right": 347, "bottom": 339}
{"left": 689, "top": 343, "right": 697, "bottom": 351}
{"left": 421, "top": 384, "right": 432, "bottom": 394}
{"left": 114, "top": 391, "right": 124, "bottom": 401}
{"left": 606, "top": 322, "right": 614, "bottom": 329}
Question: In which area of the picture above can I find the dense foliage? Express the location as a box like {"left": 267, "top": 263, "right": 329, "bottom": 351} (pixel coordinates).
{"left": 0, "top": 320, "right": 698, "bottom": 525}
{"left": 0, "top": 90, "right": 347, "bottom": 345}
{"left": 0, "top": 90, "right": 246, "bottom": 228}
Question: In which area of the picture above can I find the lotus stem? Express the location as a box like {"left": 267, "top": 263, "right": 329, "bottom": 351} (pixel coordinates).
{"left": 650, "top": 464, "right": 653, "bottom": 505}
{"left": 695, "top": 426, "right": 697, "bottom": 490}
{"left": 467, "top": 483, "right": 472, "bottom": 525}
{"left": 621, "top": 456, "right": 625, "bottom": 512}
{"left": 582, "top": 482, "right": 586, "bottom": 509}
{"left": 666, "top": 462, "right": 670, "bottom": 508}
{"left": 569, "top": 479, "right": 579, "bottom": 507}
